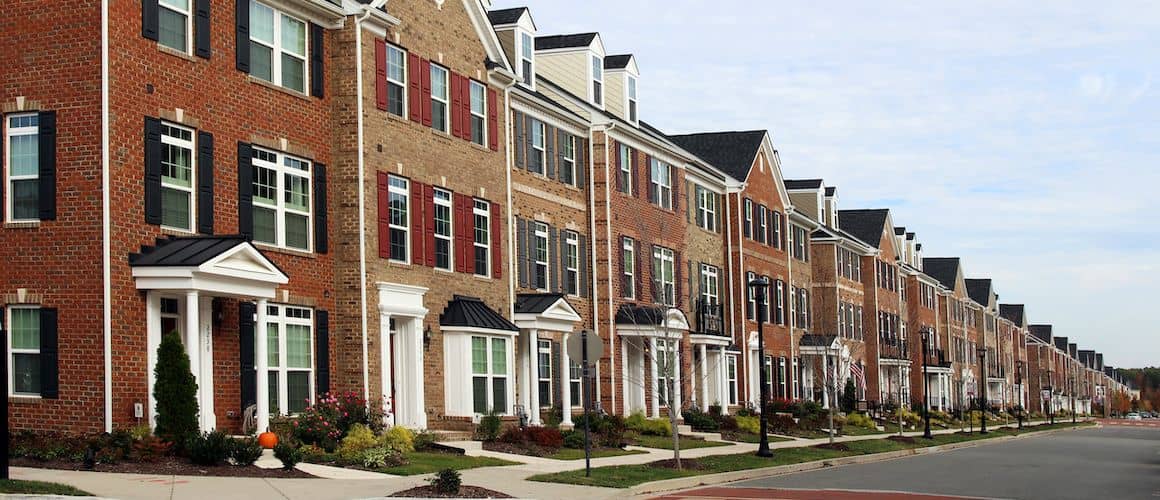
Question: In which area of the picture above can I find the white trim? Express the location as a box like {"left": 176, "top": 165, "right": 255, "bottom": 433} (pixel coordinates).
{"left": 429, "top": 63, "right": 450, "bottom": 133}
{"left": 472, "top": 198, "right": 491, "bottom": 278}
{"left": 386, "top": 174, "right": 410, "bottom": 263}
{"left": 6, "top": 306, "right": 42, "bottom": 397}
{"left": 158, "top": 0, "right": 193, "bottom": 54}
{"left": 131, "top": 241, "right": 289, "bottom": 297}
{"left": 159, "top": 121, "right": 197, "bottom": 233}
{"left": 249, "top": 1, "right": 310, "bottom": 93}
{"left": 433, "top": 188, "right": 453, "bottom": 271}
{"left": 4, "top": 113, "right": 40, "bottom": 223}
{"left": 385, "top": 43, "right": 407, "bottom": 118}
{"left": 102, "top": 0, "right": 113, "bottom": 432}
{"left": 250, "top": 146, "right": 314, "bottom": 252}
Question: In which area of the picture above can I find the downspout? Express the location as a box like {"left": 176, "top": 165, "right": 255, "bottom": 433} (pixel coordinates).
{"left": 102, "top": 0, "right": 112, "bottom": 433}
{"left": 600, "top": 122, "right": 617, "bottom": 413}
{"left": 723, "top": 190, "right": 736, "bottom": 379}
{"left": 737, "top": 195, "right": 749, "bottom": 403}
{"left": 784, "top": 214, "right": 791, "bottom": 401}
{"left": 354, "top": 4, "right": 377, "bottom": 402}
{"left": 505, "top": 89, "right": 515, "bottom": 315}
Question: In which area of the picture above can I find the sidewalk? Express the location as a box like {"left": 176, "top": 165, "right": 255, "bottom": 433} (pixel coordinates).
{"left": 7, "top": 419, "right": 1064, "bottom": 500}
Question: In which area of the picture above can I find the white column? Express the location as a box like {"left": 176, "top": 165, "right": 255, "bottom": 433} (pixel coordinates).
{"left": 146, "top": 292, "right": 161, "bottom": 428}
{"left": 719, "top": 346, "right": 729, "bottom": 415}
{"left": 649, "top": 337, "right": 659, "bottom": 418}
{"left": 621, "top": 341, "right": 629, "bottom": 415}
{"left": 411, "top": 319, "right": 426, "bottom": 428}
{"left": 560, "top": 331, "right": 572, "bottom": 426}
{"left": 529, "top": 329, "right": 541, "bottom": 425}
{"left": 199, "top": 296, "right": 215, "bottom": 430}
{"left": 255, "top": 299, "right": 270, "bottom": 433}
{"left": 673, "top": 342, "right": 682, "bottom": 412}
{"left": 822, "top": 354, "right": 830, "bottom": 409}
{"left": 380, "top": 313, "right": 393, "bottom": 426}
{"left": 184, "top": 291, "right": 202, "bottom": 430}
{"left": 699, "top": 344, "right": 709, "bottom": 412}
{"left": 518, "top": 330, "right": 529, "bottom": 423}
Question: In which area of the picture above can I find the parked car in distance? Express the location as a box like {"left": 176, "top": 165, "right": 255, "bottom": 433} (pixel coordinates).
{"left": 1126, "top": 413, "right": 1142, "bottom": 420}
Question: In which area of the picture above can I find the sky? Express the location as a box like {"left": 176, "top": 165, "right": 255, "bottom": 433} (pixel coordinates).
{"left": 490, "top": 0, "right": 1160, "bottom": 368}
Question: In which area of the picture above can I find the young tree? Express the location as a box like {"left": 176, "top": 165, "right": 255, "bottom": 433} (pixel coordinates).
{"left": 619, "top": 305, "right": 686, "bottom": 468}
{"left": 154, "top": 330, "right": 199, "bottom": 448}
{"left": 807, "top": 338, "right": 864, "bottom": 445}
{"left": 841, "top": 378, "right": 857, "bottom": 413}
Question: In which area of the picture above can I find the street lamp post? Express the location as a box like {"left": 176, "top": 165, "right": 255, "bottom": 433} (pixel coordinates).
{"left": 1070, "top": 376, "right": 1076, "bottom": 424}
{"left": 921, "top": 328, "right": 932, "bottom": 439}
{"left": 1046, "top": 368, "right": 1054, "bottom": 425}
{"left": 749, "top": 277, "right": 773, "bottom": 458}
{"left": 1015, "top": 360, "right": 1024, "bottom": 429}
{"left": 977, "top": 347, "right": 988, "bottom": 434}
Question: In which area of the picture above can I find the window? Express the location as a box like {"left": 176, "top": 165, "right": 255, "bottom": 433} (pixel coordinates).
{"left": 7, "top": 307, "right": 41, "bottom": 396}
{"left": 743, "top": 199, "right": 753, "bottom": 238}
{"left": 471, "top": 336, "right": 509, "bottom": 414}
{"left": 537, "top": 340, "right": 551, "bottom": 408}
{"left": 559, "top": 134, "right": 576, "bottom": 185}
{"left": 655, "top": 338, "right": 675, "bottom": 404}
{"left": 470, "top": 80, "right": 486, "bottom": 146}
{"left": 617, "top": 143, "right": 632, "bottom": 193}
{"left": 430, "top": 64, "right": 449, "bottom": 133}
{"left": 775, "top": 280, "right": 785, "bottom": 325}
{"left": 627, "top": 75, "right": 638, "bottom": 123}
{"left": 252, "top": 147, "right": 313, "bottom": 252}
{"left": 160, "top": 122, "right": 195, "bottom": 232}
{"left": 746, "top": 271, "right": 756, "bottom": 320}
{"left": 649, "top": 158, "right": 672, "bottom": 209}
{"left": 761, "top": 275, "right": 771, "bottom": 322}
{"left": 622, "top": 237, "right": 635, "bottom": 299}
{"left": 533, "top": 222, "right": 549, "bottom": 290}
{"left": 385, "top": 44, "right": 406, "bottom": 117}
{"left": 473, "top": 199, "right": 490, "bottom": 277}
{"left": 791, "top": 225, "right": 809, "bottom": 261}
{"left": 564, "top": 231, "right": 579, "bottom": 296}
{"left": 528, "top": 119, "right": 545, "bottom": 174}
{"left": 652, "top": 246, "right": 675, "bottom": 306}
{"left": 695, "top": 186, "right": 717, "bottom": 232}
{"left": 725, "top": 354, "right": 738, "bottom": 405}
{"left": 756, "top": 205, "right": 767, "bottom": 243}
{"left": 700, "top": 264, "right": 719, "bottom": 305}
{"left": 263, "top": 305, "right": 314, "bottom": 415}
{"left": 5, "top": 114, "right": 39, "bottom": 222}
{"left": 433, "top": 189, "right": 452, "bottom": 270}
{"left": 158, "top": 0, "right": 192, "bottom": 52}
{"left": 778, "top": 357, "right": 788, "bottom": 398}
{"left": 772, "top": 211, "right": 782, "bottom": 249}
{"left": 839, "top": 303, "right": 847, "bottom": 337}
{"left": 569, "top": 361, "right": 582, "bottom": 407}
{"left": 591, "top": 55, "right": 603, "bottom": 106}
{"left": 519, "top": 32, "right": 534, "bottom": 87}
{"left": 383, "top": 175, "right": 408, "bottom": 261}
{"left": 249, "top": 1, "right": 308, "bottom": 93}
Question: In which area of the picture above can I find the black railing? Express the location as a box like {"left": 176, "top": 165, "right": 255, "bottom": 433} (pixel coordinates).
{"left": 695, "top": 299, "right": 725, "bottom": 336}
{"left": 879, "top": 338, "right": 908, "bottom": 359}
{"left": 924, "top": 348, "right": 951, "bottom": 367}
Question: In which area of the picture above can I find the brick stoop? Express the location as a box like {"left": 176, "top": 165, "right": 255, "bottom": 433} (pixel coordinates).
{"left": 431, "top": 429, "right": 475, "bottom": 442}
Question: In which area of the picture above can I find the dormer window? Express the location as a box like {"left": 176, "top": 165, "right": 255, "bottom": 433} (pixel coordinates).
{"left": 520, "top": 32, "right": 534, "bottom": 87}
{"left": 627, "top": 76, "right": 638, "bottom": 123}
{"left": 591, "top": 55, "right": 603, "bottom": 106}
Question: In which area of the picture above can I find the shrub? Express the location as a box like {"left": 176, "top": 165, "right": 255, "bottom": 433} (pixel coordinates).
{"left": 572, "top": 412, "right": 627, "bottom": 448}
{"left": 562, "top": 430, "right": 586, "bottom": 449}
{"left": 429, "top": 468, "right": 462, "bottom": 495}
{"left": 525, "top": 426, "right": 563, "bottom": 449}
{"left": 153, "top": 331, "right": 199, "bottom": 450}
{"left": 412, "top": 430, "right": 438, "bottom": 451}
{"left": 708, "top": 404, "right": 722, "bottom": 417}
{"left": 793, "top": 400, "right": 824, "bottom": 419}
{"left": 378, "top": 426, "right": 415, "bottom": 453}
{"left": 681, "top": 408, "right": 719, "bottom": 432}
{"left": 769, "top": 414, "right": 795, "bottom": 434}
{"left": 496, "top": 427, "right": 525, "bottom": 445}
{"left": 734, "top": 407, "right": 756, "bottom": 417}
{"left": 543, "top": 407, "right": 563, "bottom": 428}
{"left": 292, "top": 392, "right": 380, "bottom": 451}
{"left": 846, "top": 412, "right": 876, "bottom": 430}
{"left": 186, "top": 431, "right": 231, "bottom": 466}
{"left": 735, "top": 415, "right": 760, "bottom": 434}
{"left": 361, "top": 446, "right": 405, "bottom": 469}
{"left": 476, "top": 410, "right": 502, "bottom": 442}
{"left": 716, "top": 415, "right": 738, "bottom": 431}
{"left": 298, "top": 444, "right": 327, "bottom": 462}
{"left": 229, "top": 437, "right": 264, "bottom": 466}
{"left": 841, "top": 379, "right": 858, "bottom": 413}
{"left": 766, "top": 398, "right": 796, "bottom": 414}
{"left": 625, "top": 412, "right": 671, "bottom": 436}
{"left": 273, "top": 441, "right": 302, "bottom": 470}
{"left": 337, "top": 424, "right": 379, "bottom": 462}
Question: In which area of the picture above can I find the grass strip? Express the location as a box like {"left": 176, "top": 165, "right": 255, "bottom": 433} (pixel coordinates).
{"left": 381, "top": 451, "right": 521, "bottom": 476}
{"left": 0, "top": 479, "right": 93, "bottom": 496}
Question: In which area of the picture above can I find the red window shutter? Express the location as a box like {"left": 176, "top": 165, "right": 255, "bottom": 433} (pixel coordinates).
{"left": 374, "top": 40, "right": 388, "bottom": 111}
{"left": 490, "top": 201, "right": 501, "bottom": 278}
{"left": 487, "top": 88, "right": 499, "bottom": 151}
{"left": 420, "top": 59, "right": 432, "bottom": 127}
{"left": 461, "top": 77, "right": 473, "bottom": 141}
{"left": 423, "top": 184, "right": 436, "bottom": 267}
{"left": 450, "top": 74, "right": 463, "bottom": 138}
{"left": 454, "top": 194, "right": 469, "bottom": 273}
{"left": 407, "top": 53, "right": 421, "bottom": 122}
{"left": 410, "top": 181, "right": 425, "bottom": 266}
{"left": 376, "top": 173, "right": 390, "bottom": 258}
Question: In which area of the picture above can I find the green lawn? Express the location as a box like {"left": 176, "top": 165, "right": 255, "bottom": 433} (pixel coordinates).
{"left": 380, "top": 451, "right": 521, "bottom": 476}
{"left": 0, "top": 480, "right": 92, "bottom": 496}
{"left": 547, "top": 447, "right": 647, "bottom": 460}
{"left": 530, "top": 421, "right": 1093, "bottom": 487}
{"left": 632, "top": 435, "right": 732, "bottom": 450}
{"left": 838, "top": 425, "right": 886, "bottom": 436}
{"left": 723, "top": 432, "right": 794, "bottom": 444}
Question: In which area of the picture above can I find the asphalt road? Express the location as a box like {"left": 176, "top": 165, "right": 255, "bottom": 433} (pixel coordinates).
{"left": 720, "top": 426, "right": 1160, "bottom": 500}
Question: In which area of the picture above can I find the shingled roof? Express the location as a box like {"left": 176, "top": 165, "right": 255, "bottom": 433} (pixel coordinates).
{"left": 535, "top": 33, "right": 598, "bottom": 50}
{"left": 1029, "top": 324, "right": 1053, "bottom": 343}
{"left": 514, "top": 293, "right": 565, "bottom": 314}
{"left": 999, "top": 304, "right": 1025, "bottom": 325}
{"left": 486, "top": 7, "right": 526, "bottom": 25}
{"left": 666, "top": 130, "right": 766, "bottom": 182}
{"left": 604, "top": 54, "right": 633, "bottom": 69}
{"left": 964, "top": 278, "right": 992, "bottom": 305}
{"left": 440, "top": 295, "right": 518, "bottom": 331}
{"left": 837, "top": 209, "right": 890, "bottom": 249}
{"left": 784, "top": 179, "right": 823, "bottom": 190}
{"left": 922, "top": 257, "right": 960, "bottom": 290}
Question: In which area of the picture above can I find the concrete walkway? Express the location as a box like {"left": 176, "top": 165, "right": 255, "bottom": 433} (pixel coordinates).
{"left": 6, "top": 419, "right": 1062, "bottom": 500}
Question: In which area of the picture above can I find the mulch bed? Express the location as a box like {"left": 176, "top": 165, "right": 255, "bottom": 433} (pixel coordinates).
{"left": 481, "top": 441, "right": 556, "bottom": 457}
{"left": 389, "top": 485, "right": 512, "bottom": 498}
{"left": 812, "top": 442, "right": 851, "bottom": 451}
{"left": 887, "top": 436, "right": 916, "bottom": 444}
{"left": 10, "top": 456, "right": 316, "bottom": 478}
{"left": 649, "top": 458, "right": 707, "bottom": 470}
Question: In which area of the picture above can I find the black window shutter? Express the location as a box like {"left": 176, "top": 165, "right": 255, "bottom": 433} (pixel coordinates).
{"left": 197, "top": 131, "right": 214, "bottom": 234}
{"left": 142, "top": 0, "right": 159, "bottom": 40}
{"left": 143, "top": 117, "right": 163, "bottom": 225}
{"left": 576, "top": 138, "right": 587, "bottom": 188}
{"left": 545, "top": 127, "right": 556, "bottom": 180}
{"left": 313, "top": 163, "right": 328, "bottom": 253}
{"left": 674, "top": 250, "right": 682, "bottom": 308}
{"left": 194, "top": 0, "right": 211, "bottom": 58}
{"left": 235, "top": 0, "right": 250, "bottom": 72}
{"left": 237, "top": 142, "right": 253, "bottom": 238}
{"left": 516, "top": 217, "right": 528, "bottom": 288}
{"left": 635, "top": 241, "right": 644, "bottom": 302}
{"left": 579, "top": 234, "right": 589, "bottom": 298}
{"left": 551, "top": 340, "right": 562, "bottom": 408}
{"left": 315, "top": 309, "right": 330, "bottom": 396}
{"left": 37, "top": 111, "right": 56, "bottom": 220}
{"left": 524, "top": 114, "right": 534, "bottom": 172}
{"left": 238, "top": 302, "right": 256, "bottom": 410}
{"left": 513, "top": 112, "right": 525, "bottom": 169}
{"left": 310, "top": 23, "right": 324, "bottom": 98}
{"left": 39, "top": 308, "right": 59, "bottom": 399}
{"left": 548, "top": 226, "right": 558, "bottom": 292}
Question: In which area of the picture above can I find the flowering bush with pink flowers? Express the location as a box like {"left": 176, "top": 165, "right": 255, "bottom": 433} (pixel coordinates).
{"left": 290, "top": 392, "right": 382, "bottom": 451}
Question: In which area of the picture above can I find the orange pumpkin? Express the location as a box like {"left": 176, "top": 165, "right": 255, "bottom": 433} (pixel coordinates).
{"left": 258, "top": 431, "right": 278, "bottom": 449}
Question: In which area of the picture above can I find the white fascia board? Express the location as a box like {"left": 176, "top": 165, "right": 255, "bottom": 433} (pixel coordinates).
{"left": 689, "top": 334, "right": 731, "bottom": 346}
{"left": 510, "top": 98, "right": 590, "bottom": 137}
{"left": 442, "top": 326, "right": 520, "bottom": 337}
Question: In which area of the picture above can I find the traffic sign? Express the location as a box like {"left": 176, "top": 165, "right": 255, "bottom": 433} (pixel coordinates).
{"left": 567, "top": 329, "right": 603, "bottom": 365}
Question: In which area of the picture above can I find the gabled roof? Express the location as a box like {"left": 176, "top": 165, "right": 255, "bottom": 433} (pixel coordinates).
{"left": 535, "top": 33, "right": 598, "bottom": 50}
{"left": 923, "top": 258, "right": 961, "bottom": 290}
{"left": 825, "top": 186, "right": 836, "bottom": 196}
{"left": 615, "top": 304, "right": 667, "bottom": 325}
{"left": 1068, "top": 343, "right": 1078, "bottom": 359}
{"left": 837, "top": 209, "right": 890, "bottom": 249}
{"left": 1053, "top": 336, "right": 1068, "bottom": 351}
{"left": 784, "top": 179, "right": 823, "bottom": 190}
{"left": 999, "top": 304, "right": 1025, "bottom": 325}
{"left": 605, "top": 54, "right": 633, "bottom": 69}
{"left": 1029, "top": 325, "right": 1052, "bottom": 343}
{"left": 439, "top": 295, "right": 518, "bottom": 331}
{"left": 486, "top": 7, "right": 526, "bottom": 25}
{"left": 800, "top": 334, "right": 839, "bottom": 347}
{"left": 514, "top": 293, "right": 565, "bottom": 314}
{"left": 666, "top": 130, "right": 766, "bottom": 182}
{"left": 894, "top": 226, "right": 906, "bottom": 235}
{"left": 964, "top": 279, "right": 992, "bottom": 305}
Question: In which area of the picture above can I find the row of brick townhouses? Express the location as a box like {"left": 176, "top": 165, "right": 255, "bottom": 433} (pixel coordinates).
{"left": 1, "top": 0, "right": 1130, "bottom": 435}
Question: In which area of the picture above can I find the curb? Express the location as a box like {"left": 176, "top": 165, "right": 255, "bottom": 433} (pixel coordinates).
{"left": 627, "top": 423, "right": 1091, "bottom": 497}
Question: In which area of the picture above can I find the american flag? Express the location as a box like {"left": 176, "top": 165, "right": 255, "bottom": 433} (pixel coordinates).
{"left": 849, "top": 361, "right": 866, "bottom": 391}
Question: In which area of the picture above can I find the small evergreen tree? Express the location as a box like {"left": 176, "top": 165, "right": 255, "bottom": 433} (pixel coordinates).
{"left": 841, "top": 378, "right": 858, "bottom": 413}
{"left": 153, "top": 330, "right": 199, "bottom": 449}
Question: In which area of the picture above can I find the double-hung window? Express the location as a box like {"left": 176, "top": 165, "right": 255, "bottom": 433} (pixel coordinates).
{"left": 252, "top": 147, "right": 312, "bottom": 252}
{"left": 529, "top": 119, "right": 545, "bottom": 174}
{"left": 5, "top": 114, "right": 39, "bottom": 222}
{"left": 471, "top": 336, "right": 509, "bottom": 414}
{"left": 249, "top": 1, "right": 307, "bottom": 93}
{"left": 537, "top": 339, "right": 551, "bottom": 408}
{"left": 655, "top": 338, "right": 674, "bottom": 404}
{"left": 430, "top": 64, "right": 449, "bottom": 133}
{"left": 385, "top": 44, "right": 407, "bottom": 117}
{"left": 160, "top": 122, "right": 195, "bottom": 232}
{"left": 856, "top": 306, "right": 863, "bottom": 339}
{"left": 772, "top": 211, "right": 782, "bottom": 249}
{"left": 621, "top": 237, "right": 635, "bottom": 299}
{"left": 761, "top": 275, "right": 771, "bottom": 322}
{"left": 839, "top": 303, "right": 847, "bottom": 337}
{"left": 158, "top": 0, "right": 192, "bottom": 53}
{"left": 725, "top": 354, "right": 738, "bottom": 405}
{"left": 746, "top": 271, "right": 757, "bottom": 320}
{"left": 743, "top": 199, "right": 753, "bottom": 239}
{"left": 775, "top": 280, "right": 785, "bottom": 325}
{"left": 617, "top": 143, "right": 631, "bottom": 193}
{"left": 652, "top": 246, "right": 675, "bottom": 306}
{"left": 469, "top": 80, "right": 486, "bottom": 146}
{"left": 263, "top": 304, "right": 314, "bottom": 415}
{"left": 533, "top": 222, "right": 549, "bottom": 290}
{"left": 433, "top": 189, "right": 452, "bottom": 270}
{"left": 473, "top": 200, "right": 490, "bottom": 277}
{"left": 564, "top": 231, "right": 579, "bottom": 296}
{"left": 591, "top": 55, "right": 603, "bottom": 106}
{"left": 569, "top": 361, "right": 583, "bottom": 407}
{"left": 649, "top": 158, "right": 672, "bottom": 209}
{"left": 385, "top": 175, "right": 409, "bottom": 262}
{"left": 627, "top": 76, "right": 638, "bottom": 123}
{"left": 559, "top": 134, "right": 576, "bottom": 185}
{"left": 696, "top": 186, "right": 717, "bottom": 231}
{"left": 7, "top": 306, "right": 41, "bottom": 396}
{"left": 519, "top": 32, "right": 534, "bottom": 87}
{"left": 756, "top": 205, "right": 767, "bottom": 243}
{"left": 700, "top": 264, "right": 719, "bottom": 305}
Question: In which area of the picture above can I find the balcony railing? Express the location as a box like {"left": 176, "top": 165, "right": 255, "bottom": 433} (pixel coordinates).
{"left": 879, "top": 338, "right": 908, "bottom": 359}
{"left": 695, "top": 299, "right": 725, "bottom": 337}
{"left": 922, "top": 348, "right": 952, "bottom": 367}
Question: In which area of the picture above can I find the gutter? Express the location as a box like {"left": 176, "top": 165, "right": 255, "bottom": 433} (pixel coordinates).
{"left": 102, "top": 0, "right": 112, "bottom": 433}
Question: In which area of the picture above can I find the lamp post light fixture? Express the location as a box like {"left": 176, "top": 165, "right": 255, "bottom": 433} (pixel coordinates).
{"left": 977, "top": 347, "right": 988, "bottom": 434}
{"left": 921, "top": 328, "right": 933, "bottom": 439}
{"left": 1071, "top": 376, "right": 1077, "bottom": 424}
{"left": 1015, "top": 360, "right": 1024, "bottom": 429}
{"left": 748, "top": 277, "right": 773, "bottom": 458}
{"left": 1045, "top": 368, "right": 1054, "bottom": 425}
